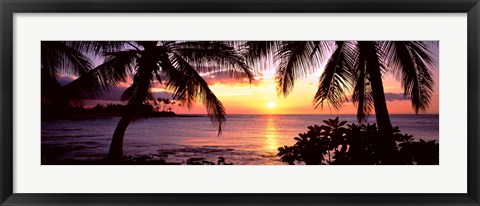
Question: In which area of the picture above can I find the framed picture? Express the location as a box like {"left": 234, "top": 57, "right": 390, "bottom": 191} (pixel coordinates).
{"left": 1, "top": 0, "right": 479, "bottom": 205}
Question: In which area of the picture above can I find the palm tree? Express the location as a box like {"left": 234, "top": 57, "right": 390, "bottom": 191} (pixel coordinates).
{"left": 243, "top": 41, "right": 437, "bottom": 163}
{"left": 90, "top": 41, "right": 253, "bottom": 161}
{"left": 158, "top": 98, "right": 172, "bottom": 111}
{"left": 41, "top": 41, "right": 125, "bottom": 105}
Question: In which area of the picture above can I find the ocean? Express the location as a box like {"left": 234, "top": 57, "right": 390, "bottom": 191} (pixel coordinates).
{"left": 41, "top": 114, "right": 439, "bottom": 165}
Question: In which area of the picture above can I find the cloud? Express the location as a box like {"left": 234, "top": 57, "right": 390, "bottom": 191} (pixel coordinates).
{"left": 93, "top": 86, "right": 125, "bottom": 101}
{"left": 56, "top": 75, "right": 75, "bottom": 86}
{"left": 93, "top": 85, "right": 173, "bottom": 101}
{"left": 201, "top": 71, "right": 262, "bottom": 86}
{"left": 58, "top": 69, "right": 261, "bottom": 102}
{"left": 384, "top": 93, "right": 407, "bottom": 101}
{"left": 346, "top": 92, "right": 407, "bottom": 102}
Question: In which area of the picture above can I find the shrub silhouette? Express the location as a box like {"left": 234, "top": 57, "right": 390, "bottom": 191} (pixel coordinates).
{"left": 277, "top": 117, "right": 439, "bottom": 165}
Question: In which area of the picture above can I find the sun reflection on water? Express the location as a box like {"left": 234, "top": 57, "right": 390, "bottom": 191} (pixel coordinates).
{"left": 264, "top": 117, "right": 279, "bottom": 153}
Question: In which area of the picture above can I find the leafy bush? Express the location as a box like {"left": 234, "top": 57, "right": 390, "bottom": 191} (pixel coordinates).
{"left": 277, "top": 117, "right": 439, "bottom": 165}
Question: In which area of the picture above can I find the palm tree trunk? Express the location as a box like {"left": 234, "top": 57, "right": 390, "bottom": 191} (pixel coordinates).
{"left": 108, "top": 113, "right": 133, "bottom": 161}
{"left": 361, "top": 41, "right": 398, "bottom": 164}
{"left": 363, "top": 43, "right": 393, "bottom": 133}
{"left": 107, "top": 43, "right": 157, "bottom": 162}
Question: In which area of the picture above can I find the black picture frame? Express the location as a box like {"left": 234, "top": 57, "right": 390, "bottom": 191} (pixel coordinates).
{"left": 1, "top": 0, "right": 479, "bottom": 205}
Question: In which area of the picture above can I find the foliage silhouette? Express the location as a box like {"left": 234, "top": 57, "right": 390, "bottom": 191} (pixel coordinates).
{"left": 83, "top": 41, "right": 254, "bottom": 161}
{"left": 186, "top": 157, "right": 233, "bottom": 165}
{"left": 42, "top": 41, "right": 439, "bottom": 164}
{"left": 244, "top": 41, "right": 438, "bottom": 164}
{"left": 155, "top": 98, "right": 178, "bottom": 112}
{"left": 41, "top": 103, "right": 176, "bottom": 120}
{"left": 41, "top": 41, "right": 126, "bottom": 105}
{"left": 42, "top": 41, "right": 253, "bottom": 162}
{"left": 277, "top": 117, "right": 439, "bottom": 165}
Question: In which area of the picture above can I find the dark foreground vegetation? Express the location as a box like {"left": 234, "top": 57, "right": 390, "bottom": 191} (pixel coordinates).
{"left": 42, "top": 152, "right": 233, "bottom": 165}
{"left": 277, "top": 117, "right": 439, "bottom": 165}
{"left": 42, "top": 103, "right": 176, "bottom": 120}
{"left": 41, "top": 41, "right": 438, "bottom": 162}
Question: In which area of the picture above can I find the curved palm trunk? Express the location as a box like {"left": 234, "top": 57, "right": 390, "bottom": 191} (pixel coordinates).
{"left": 361, "top": 41, "right": 398, "bottom": 164}
{"left": 107, "top": 41, "right": 158, "bottom": 162}
{"left": 108, "top": 113, "right": 133, "bottom": 161}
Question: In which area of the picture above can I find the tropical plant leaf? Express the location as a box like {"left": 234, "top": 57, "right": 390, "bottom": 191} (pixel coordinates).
{"left": 170, "top": 41, "right": 254, "bottom": 83}
{"left": 41, "top": 41, "right": 93, "bottom": 77}
{"left": 62, "top": 71, "right": 105, "bottom": 101}
{"left": 94, "top": 49, "right": 139, "bottom": 89}
{"left": 65, "top": 41, "right": 128, "bottom": 56}
{"left": 167, "top": 53, "right": 227, "bottom": 134}
{"left": 275, "top": 41, "right": 328, "bottom": 97}
{"left": 241, "top": 41, "right": 282, "bottom": 71}
{"left": 351, "top": 42, "right": 374, "bottom": 122}
{"left": 314, "top": 41, "right": 356, "bottom": 110}
{"left": 380, "top": 41, "right": 435, "bottom": 113}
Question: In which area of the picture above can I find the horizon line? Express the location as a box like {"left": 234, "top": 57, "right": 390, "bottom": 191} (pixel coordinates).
{"left": 176, "top": 113, "right": 440, "bottom": 115}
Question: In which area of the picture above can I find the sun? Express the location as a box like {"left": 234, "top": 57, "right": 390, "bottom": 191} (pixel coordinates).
{"left": 266, "top": 102, "right": 277, "bottom": 109}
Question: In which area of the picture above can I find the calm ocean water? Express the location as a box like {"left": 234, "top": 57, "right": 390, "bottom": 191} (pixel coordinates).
{"left": 41, "top": 114, "right": 439, "bottom": 165}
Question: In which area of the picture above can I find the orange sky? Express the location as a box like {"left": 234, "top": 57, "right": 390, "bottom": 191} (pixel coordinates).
{"left": 170, "top": 65, "right": 439, "bottom": 115}
{"left": 80, "top": 63, "right": 439, "bottom": 115}
{"left": 79, "top": 43, "right": 439, "bottom": 115}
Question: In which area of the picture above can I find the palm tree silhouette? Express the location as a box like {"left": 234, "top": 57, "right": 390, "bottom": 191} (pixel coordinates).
{"left": 244, "top": 41, "right": 437, "bottom": 163}
{"left": 41, "top": 41, "right": 125, "bottom": 105}
{"left": 90, "top": 41, "right": 254, "bottom": 161}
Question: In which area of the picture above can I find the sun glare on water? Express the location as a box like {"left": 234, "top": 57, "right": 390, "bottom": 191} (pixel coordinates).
{"left": 266, "top": 102, "right": 277, "bottom": 109}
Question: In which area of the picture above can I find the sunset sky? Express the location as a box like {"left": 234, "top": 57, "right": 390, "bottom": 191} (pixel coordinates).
{"left": 74, "top": 54, "right": 439, "bottom": 115}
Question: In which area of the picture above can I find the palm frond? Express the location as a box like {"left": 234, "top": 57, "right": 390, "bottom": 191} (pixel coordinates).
{"left": 407, "top": 41, "right": 438, "bottom": 68}
{"left": 136, "top": 41, "right": 159, "bottom": 50}
{"left": 422, "top": 41, "right": 439, "bottom": 48}
{"left": 169, "top": 41, "right": 254, "bottom": 83}
{"left": 94, "top": 50, "right": 139, "bottom": 89}
{"left": 313, "top": 41, "right": 356, "bottom": 110}
{"left": 157, "top": 54, "right": 196, "bottom": 109}
{"left": 380, "top": 41, "right": 436, "bottom": 113}
{"left": 309, "top": 41, "right": 333, "bottom": 61}
{"left": 62, "top": 71, "right": 106, "bottom": 101}
{"left": 121, "top": 84, "right": 155, "bottom": 102}
{"left": 275, "top": 41, "right": 326, "bottom": 97}
{"left": 351, "top": 48, "right": 374, "bottom": 122}
{"left": 406, "top": 42, "right": 435, "bottom": 112}
{"left": 120, "top": 84, "right": 136, "bottom": 101}
{"left": 41, "top": 41, "right": 93, "bottom": 77}
{"left": 119, "top": 50, "right": 158, "bottom": 116}
{"left": 162, "top": 53, "right": 226, "bottom": 134}
{"left": 65, "top": 41, "right": 128, "bottom": 56}
{"left": 41, "top": 42, "right": 62, "bottom": 77}
{"left": 241, "top": 41, "right": 281, "bottom": 70}
{"left": 41, "top": 41, "right": 106, "bottom": 105}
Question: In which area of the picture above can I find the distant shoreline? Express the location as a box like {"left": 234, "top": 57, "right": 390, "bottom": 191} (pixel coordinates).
{"left": 41, "top": 113, "right": 439, "bottom": 121}
{"left": 176, "top": 113, "right": 440, "bottom": 116}
{"left": 41, "top": 113, "right": 209, "bottom": 121}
